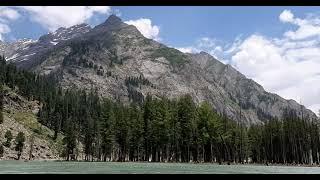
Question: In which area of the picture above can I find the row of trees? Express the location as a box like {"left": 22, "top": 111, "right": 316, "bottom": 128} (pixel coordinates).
{"left": 38, "top": 86, "right": 320, "bottom": 164}
{"left": 125, "top": 75, "right": 152, "bottom": 88}
{"left": 1, "top": 55, "right": 320, "bottom": 164}
{"left": 248, "top": 111, "right": 320, "bottom": 164}
{"left": 38, "top": 88, "right": 245, "bottom": 163}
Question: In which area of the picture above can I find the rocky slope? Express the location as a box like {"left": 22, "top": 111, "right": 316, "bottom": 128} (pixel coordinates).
{"left": 4, "top": 15, "right": 317, "bottom": 125}
{"left": 0, "top": 38, "right": 36, "bottom": 61}
{"left": 0, "top": 85, "right": 62, "bottom": 160}
{"left": 0, "top": 24, "right": 91, "bottom": 70}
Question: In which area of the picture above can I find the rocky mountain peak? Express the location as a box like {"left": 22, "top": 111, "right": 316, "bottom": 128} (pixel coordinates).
{"left": 0, "top": 38, "right": 36, "bottom": 61}
{"left": 39, "top": 23, "right": 91, "bottom": 45}
{"left": 93, "top": 15, "right": 127, "bottom": 32}
{"left": 4, "top": 23, "right": 91, "bottom": 66}
{"left": 105, "top": 15, "right": 123, "bottom": 25}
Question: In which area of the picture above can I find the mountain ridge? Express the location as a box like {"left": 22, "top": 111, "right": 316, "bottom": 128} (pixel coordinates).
{"left": 2, "top": 15, "right": 317, "bottom": 125}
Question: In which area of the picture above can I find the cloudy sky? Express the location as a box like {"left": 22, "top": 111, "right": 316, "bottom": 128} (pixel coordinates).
{"left": 1, "top": 6, "right": 320, "bottom": 114}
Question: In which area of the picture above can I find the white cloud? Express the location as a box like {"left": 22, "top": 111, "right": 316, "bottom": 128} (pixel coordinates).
{"left": 18, "top": 6, "right": 111, "bottom": 32}
{"left": 0, "top": 24, "right": 10, "bottom": 41}
{"left": 284, "top": 24, "right": 320, "bottom": 40}
{"left": 197, "top": 37, "right": 216, "bottom": 48}
{"left": 125, "top": 18, "right": 160, "bottom": 41}
{"left": 214, "top": 46, "right": 222, "bottom": 52}
{"left": 0, "top": 7, "right": 20, "bottom": 21}
{"left": 0, "top": 7, "right": 20, "bottom": 41}
{"left": 308, "top": 104, "right": 320, "bottom": 116}
{"left": 225, "top": 35, "right": 244, "bottom": 54}
{"left": 175, "top": 37, "right": 225, "bottom": 60}
{"left": 279, "top": 9, "right": 320, "bottom": 40}
{"left": 229, "top": 10, "right": 320, "bottom": 114}
{"left": 176, "top": 47, "right": 201, "bottom": 53}
{"left": 279, "top": 10, "right": 294, "bottom": 23}
{"left": 112, "top": 9, "right": 122, "bottom": 17}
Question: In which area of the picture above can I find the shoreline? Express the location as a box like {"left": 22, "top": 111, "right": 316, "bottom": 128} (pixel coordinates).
{"left": 2, "top": 159, "right": 320, "bottom": 168}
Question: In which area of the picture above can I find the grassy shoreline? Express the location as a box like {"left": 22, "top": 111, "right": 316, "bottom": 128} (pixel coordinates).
{"left": 1, "top": 160, "right": 320, "bottom": 174}
{"left": 3, "top": 159, "right": 320, "bottom": 168}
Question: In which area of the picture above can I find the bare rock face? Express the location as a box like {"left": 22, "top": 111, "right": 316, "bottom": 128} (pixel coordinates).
{"left": 0, "top": 115, "right": 59, "bottom": 160}
{"left": 0, "top": 86, "right": 60, "bottom": 160}
{"left": 5, "top": 15, "right": 318, "bottom": 125}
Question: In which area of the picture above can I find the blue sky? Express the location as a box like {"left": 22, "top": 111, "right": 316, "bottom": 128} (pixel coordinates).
{"left": 3, "top": 7, "right": 319, "bottom": 45}
{"left": 117, "top": 6, "right": 304, "bottom": 46}
{"left": 1, "top": 6, "right": 320, "bottom": 114}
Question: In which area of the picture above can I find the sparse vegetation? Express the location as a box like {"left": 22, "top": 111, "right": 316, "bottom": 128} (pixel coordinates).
{"left": 140, "top": 38, "right": 152, "bottom": 46}
{"left": 4, "top": 130, "right": 13, "bottom": 148}
{"left": 125, "top": 75, "right": 152, "bottom": 88}
{"left": 0, "top": 84, "right": 3, "bottom": 124}
{"left": 151, "top": 47, "right": 189, "bottom": 67}
{"left": 0, "top": 145, "right": 3, "bottom": 157}
{"left": 127, "top": 86, "right": 144, "bottom": 104}
{"left": 97, "top": 69, "right": 104, "bottom": 76}
{"left": 67, "top": 68, "right": 77, "bottom": 77}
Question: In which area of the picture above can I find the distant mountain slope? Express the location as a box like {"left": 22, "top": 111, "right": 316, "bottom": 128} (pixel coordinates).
{"left": 0, "top": 24, "right": 91, "bottom": 70}
{"left": 3, "top": 15, "right": 317, "bottom": 125}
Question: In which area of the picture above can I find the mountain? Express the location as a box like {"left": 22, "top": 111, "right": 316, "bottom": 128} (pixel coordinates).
{"left": 0, "top": 24, "right": 91, "bottom": 70}
{"left": 3, "top": 15, "right": 317, "bottom": 125}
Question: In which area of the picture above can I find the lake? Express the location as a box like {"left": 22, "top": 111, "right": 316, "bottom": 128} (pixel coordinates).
{"left": 0, "top": 161, "right": 320, "bottom": 174}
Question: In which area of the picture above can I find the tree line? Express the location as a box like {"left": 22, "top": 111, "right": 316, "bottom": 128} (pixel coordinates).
{"left": 1, "top": 55, "right": 320, "bottom": 165}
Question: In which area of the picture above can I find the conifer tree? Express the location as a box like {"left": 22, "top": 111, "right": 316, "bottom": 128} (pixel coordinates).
{"left": 15, "top": 132, "right": 25, "bottom": 160}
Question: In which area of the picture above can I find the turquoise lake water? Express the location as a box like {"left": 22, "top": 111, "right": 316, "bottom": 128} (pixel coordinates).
{"left": 0, "top": 161, "right": 320, "bottom": 174}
